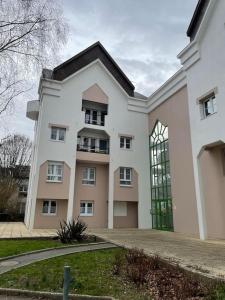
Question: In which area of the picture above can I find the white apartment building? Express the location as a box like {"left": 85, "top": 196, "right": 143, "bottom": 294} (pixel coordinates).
{"left": 25, "top": 0, "right": 225, "bottom": 240}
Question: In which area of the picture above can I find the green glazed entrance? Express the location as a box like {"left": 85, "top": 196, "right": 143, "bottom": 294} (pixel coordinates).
{"left": 150, "top": 121, "right": 173, "bottom": 231}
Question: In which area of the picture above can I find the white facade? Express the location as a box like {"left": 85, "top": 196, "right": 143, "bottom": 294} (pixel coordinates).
{"left": 178, "top": 0, "right": 225, "bottom": 239}
{"left": 26, "top": 0, "right": 225, "bottom": 239}
{"left": 25, "top": 58, "right": 151, "bottom": 230}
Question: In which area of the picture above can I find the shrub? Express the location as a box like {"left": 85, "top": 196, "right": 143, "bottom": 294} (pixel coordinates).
{"left": 57, "top": 218, "right": 87, "bottom": 243}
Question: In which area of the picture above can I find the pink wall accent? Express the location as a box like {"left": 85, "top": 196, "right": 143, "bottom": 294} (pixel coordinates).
{"left": 114, "top": 168, "right": 138, "bottom": 202}
{"left": 37, "top": 161, "right": 70, "bottom": 199}
{"left": 200, "top": 146, "right": 225, "bottom": 239}
{"left": 82, "top": 83, "right": 108, "bottom": 104}
{"left": 33, "top": 199, "right": 67, "bottom": 229}
{"left": 148, "top": 86, "right": 199, "bottom": 236}
{"left": 114, "top": 202, "right": 138, "bottom": 228}
{"left": 73, "top": 162, "right": 108, "bottom": 228}
{"left": 76, "top": 151, "right": 109, "bottom": 164}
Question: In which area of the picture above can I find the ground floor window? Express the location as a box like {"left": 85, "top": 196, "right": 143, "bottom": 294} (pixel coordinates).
{"left": 42, "top": 200, "right": 57, "bottom": 215}
{"left": 80, "top": 201, "right": 93, "bottom": 216}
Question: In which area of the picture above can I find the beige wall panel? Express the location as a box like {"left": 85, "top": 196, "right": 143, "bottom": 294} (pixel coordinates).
{"left": 114, "top": 168, "right": 138, "bottom": 202}
{"left": 34, "top": 199, "right": 67, "bottom": 229}
{"left": 73, "top": 162, "right": 108, "bottom": 228}
{"left": 200, "top": 147, "right": 225, "bottom": 239}
{"left": 82, "top": 83, "right": 108, "bottom": 104}
{"left": 148, "top": 86, "right": 199, "bottom": 236}
{"left": 37, "top": 161, "right": 70, "bottom": 199}
{"left": 114, "top": 202, "right": 138, "bottom": 228}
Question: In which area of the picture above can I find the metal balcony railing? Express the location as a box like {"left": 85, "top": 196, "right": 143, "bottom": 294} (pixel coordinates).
{"left": 84, "top": 114, "right": 105, "bottom": 126}
{"left": 77, "top": 143, "right": 109, "bottom": 154}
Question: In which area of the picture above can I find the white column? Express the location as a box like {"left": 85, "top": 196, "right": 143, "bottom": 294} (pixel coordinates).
{"left": 193, "top": 149, "right": 207, "bottom": 239}
{"left": 67, "top": 161, "right": 76, "bottom": 223}
{"left": 108, "top": 164, "right": 114, "bottom": 228}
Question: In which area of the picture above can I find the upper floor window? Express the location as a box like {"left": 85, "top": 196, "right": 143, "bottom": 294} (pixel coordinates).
{"left": 202, "top": 94, "right": 217, "bottom": 118}
{"left": 51, "top": 127, "right": 66, "bottom": 141}
{"left": 120, "top": 136, "right": 132, "bottom": 150}
{"left": 42, "top": 200, "right": 57, "bottom": 215}
{"left": 120, "top": 167, "right": 132, "bottom": 186}
{"left": 47, "top": 161, "right": 63, "bottom": 182}
{"left": 198, "top": 90, "right": 217, "bottom": 119}
{"left": 82, "top": 167, "right": 95, "bottom": 185}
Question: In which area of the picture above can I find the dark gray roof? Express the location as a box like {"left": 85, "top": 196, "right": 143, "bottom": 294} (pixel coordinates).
{"left": 187, "top": 0, "right": 210, "bottom": 41}
{"left": 51, "top": 42, "right": 135, "bottom": 97}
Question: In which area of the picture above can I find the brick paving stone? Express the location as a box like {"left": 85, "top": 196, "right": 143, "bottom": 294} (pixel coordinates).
{"left": 90, "top": 228, "right": 225, "bottom": 279}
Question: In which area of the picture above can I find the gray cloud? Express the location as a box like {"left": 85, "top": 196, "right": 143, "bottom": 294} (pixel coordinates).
{"left": 0, "top": 0, "right": 198, "bottom": 139}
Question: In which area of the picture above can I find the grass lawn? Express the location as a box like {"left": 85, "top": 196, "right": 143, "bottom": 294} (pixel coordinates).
{"left": 0, "top": 248, "right": 149, "bottom": 300}
{"left": 0, "top": 239, "right": 68, "bottom": 258}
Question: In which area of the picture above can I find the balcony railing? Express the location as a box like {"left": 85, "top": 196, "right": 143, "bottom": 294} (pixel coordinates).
{"left": 85, "top": 114, "right": 104, "bottom": 126}
{"left": 77, "top": 143, "right": 109, "bottom": 154}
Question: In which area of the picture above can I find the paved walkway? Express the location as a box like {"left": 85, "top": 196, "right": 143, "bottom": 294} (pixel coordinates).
{"left": 90, "top": 228, "right": 225, "bottom": 279}
{"left": 0, "top": 242, "right": 116, "bottom": 274}
{"left": 0, "top": 223, "right": 56, "bottom": 238}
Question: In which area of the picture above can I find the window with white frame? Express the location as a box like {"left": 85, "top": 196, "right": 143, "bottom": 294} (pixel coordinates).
{"left": 120, "top": 167, "right": 132, "bottom": 186}
{"left": 47, "top": 161, "right": 63, "bottom": 182}
{"left": 201, "top": 94, "right": 217, "bottom": 118}
{"left": 82, "top": 167, "right": 95, "bottom": 185}
{"left": 120, "top": 136, "right": 132, "bottom": 149}
{"left": 80, "top": 201, "right": 93, "bottom": 216}
{"left": 50, "top": 127, "right": 66, "bottom": 141}
{"left": 42, "top": 200, "right": 57, "bottom": 215}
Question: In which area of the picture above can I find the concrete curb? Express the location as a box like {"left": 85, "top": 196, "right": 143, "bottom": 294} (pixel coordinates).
{"left": 0, "top": 241, "right": 108, "bottom": 262}
{"left": 0, "top": 288, "right": 115, "bottom": 299}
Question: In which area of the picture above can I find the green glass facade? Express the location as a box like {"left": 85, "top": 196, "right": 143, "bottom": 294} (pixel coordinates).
{"left": 150, "top": 121, "right": 173, "bottom": 231}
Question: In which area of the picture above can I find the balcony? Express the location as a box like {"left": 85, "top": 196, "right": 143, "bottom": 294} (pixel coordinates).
{"left": 82, "top": 100, "right": 107, "bottom": 127}
{"left": 76, "top": 129, "right": 110, "bottom": 164}
{"left": 26, "top": 100, "right": 39, "bottom": 120}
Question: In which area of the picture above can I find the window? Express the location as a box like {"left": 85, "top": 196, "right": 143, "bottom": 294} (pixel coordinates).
{"left": 150, "top": 121, "right": 173, "bottom": 231}
{"left": 201, "top": 94, "right": 217, "bottom": 118}
{"left": 50, "top": 127, "right": 66, "bottom": 141}
{"left": 114, "top": 201, "right": 127, "bottom": 216}
{"left": 120, "top": 167, "right": 132, "bottom": 186}
{"left": 80, "top": 201, "right": 93, "bottom": 216}
{"left": 82, "top": 167, "right": 95, "bottom": 185}
{"left": 19, "top": 185, "right": 28, "bottom": 193}
{"left": 42, "top": 200, "right": 57, "bottom": 215}
{"left": 120, "top": 136, "right": 132, "bottom": 149}
{"left": 47, "top": 162, "right": 63, "bottom": 182}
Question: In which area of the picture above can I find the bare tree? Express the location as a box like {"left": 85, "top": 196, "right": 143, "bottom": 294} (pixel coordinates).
{"left": 0, "top": 0, "right": 68, "bottom": 115}
{"left": 0, "top": 134, "right": 32, "bottom": 212}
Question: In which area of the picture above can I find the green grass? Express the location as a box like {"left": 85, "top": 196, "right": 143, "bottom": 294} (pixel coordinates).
{"left": 0, "top": 239, "right": 67, "bottom": 258}
{"left": 0, "top": 248, "right": 150, "bottom": 300}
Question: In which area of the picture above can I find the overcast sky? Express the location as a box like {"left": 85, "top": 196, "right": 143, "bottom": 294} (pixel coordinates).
{"left": 0, "top": 0, "right": 198, "bottom": 140}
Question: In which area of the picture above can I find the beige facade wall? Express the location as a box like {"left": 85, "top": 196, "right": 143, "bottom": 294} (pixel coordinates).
{"left": 114, "top": 202, "right": 138, "bottom": 228}
{"left": 148, "top": 86, "right": 199, "bottom": 236}
{"left": 37, "top": 161, "right": 70, "bottom": 199}
{"left": 199, "top": 146, "right": 225, "bottom": 239}
{"left": 76, "top": 151, "right": 109, "bottom": 164}
{"left": 33, "top": 199, "right": 68, "bottom": 229}
{"left": 114, "top": 168, "right": 138, "bottom": 202}
{"left": 73, "top": 162, "right": 108, "bottom": 228}
{"left": 82, "top": 83, "right": 108, "bottom": 104}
